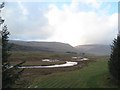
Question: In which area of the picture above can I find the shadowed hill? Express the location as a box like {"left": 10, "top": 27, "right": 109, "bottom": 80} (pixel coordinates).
{"left": 9, "top": 40, "right": 79, "bottom": 54}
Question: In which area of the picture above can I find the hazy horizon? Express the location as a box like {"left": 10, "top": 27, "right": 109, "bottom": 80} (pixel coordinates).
{"left": 2, "top": 0, "right": 118, "bottom": 46}
{"left": 10, "top": 39, "right": 111, "bottom": 47}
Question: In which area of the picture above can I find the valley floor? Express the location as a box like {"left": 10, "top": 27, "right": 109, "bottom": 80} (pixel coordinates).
{"left": 29, "top": 60, "right": 117, "bottom": 88}
{"left": 10, "top": 51, "right": 118, "bottom": 88}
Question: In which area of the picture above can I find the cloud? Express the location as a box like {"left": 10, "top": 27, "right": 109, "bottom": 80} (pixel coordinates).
{"left": 2, "top": 1, "right": 118, "bottom": 46}
{"left": 2, "top": 2, "right": 55, "bottom": 41}
{"left": 17, "top": 0, "right": 29, "bottom": 16}
{"left": 44, "top": 1, "right": 118, "bottom": 46}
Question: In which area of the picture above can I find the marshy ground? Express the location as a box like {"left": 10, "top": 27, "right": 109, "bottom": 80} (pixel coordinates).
{"left": 9, "top": 51, "right": 118, "bottom": 88}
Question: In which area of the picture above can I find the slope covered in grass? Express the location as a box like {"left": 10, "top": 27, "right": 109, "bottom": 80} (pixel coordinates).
{"left": 31, "top": 60, "right": 117, "bottom": 88}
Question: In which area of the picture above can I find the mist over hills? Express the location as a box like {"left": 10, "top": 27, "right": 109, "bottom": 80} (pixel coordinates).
{"left": 9, "top": 40, "right": 111, "bottom": 56}
{"left": 75, "top": 44, "right": 111, "bottom": 56}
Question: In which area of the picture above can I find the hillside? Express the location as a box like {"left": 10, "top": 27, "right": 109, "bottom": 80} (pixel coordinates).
{"left": 8, "top": 40, "right": 111, "bottom": 56}
{"left": 9, "top": 40, "right": 79, "bottom": 54}
{"left": 75, "top": 44, "right": 111, "bottom": 56}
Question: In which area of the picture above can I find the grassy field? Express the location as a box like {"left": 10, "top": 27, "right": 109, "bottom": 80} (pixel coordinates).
{"left": 30, "top": 60, "right": 117, "bottom": 88}
{"left": 9, "top": 51, "right": 118, "bottom": 88}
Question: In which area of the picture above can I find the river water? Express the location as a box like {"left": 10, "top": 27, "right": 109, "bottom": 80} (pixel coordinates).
{"left": 19, "top": 61, "right": 78, "bottom": 68}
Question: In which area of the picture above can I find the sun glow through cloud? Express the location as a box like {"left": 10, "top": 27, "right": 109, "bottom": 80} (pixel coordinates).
{"left": 44, "top": 1, "right": 118, "bottom": 46}
{"left": 3, "top": 0, "right": 118, "bottom": 46}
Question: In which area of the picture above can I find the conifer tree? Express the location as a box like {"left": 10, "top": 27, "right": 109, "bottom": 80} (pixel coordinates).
{"left": 108, "top": 34, "right": 120, "bottom": 85}
{"left": 0, "top": 2, "right": 24, "bottom": 88}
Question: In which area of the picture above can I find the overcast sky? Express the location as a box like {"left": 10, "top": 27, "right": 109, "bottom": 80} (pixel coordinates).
{"left": 1, "top": 0, "right": 118, "bottom": 46}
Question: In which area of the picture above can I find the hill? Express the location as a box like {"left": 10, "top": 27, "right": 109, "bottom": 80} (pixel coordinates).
{"left": 9, "top": 40, "right": 79, "bottom": 54}
{"left": 75, "top": 44, "right": 111, "bottom": 56}
{"left": 8, "top": 40, "right": 111, "bottom": 56}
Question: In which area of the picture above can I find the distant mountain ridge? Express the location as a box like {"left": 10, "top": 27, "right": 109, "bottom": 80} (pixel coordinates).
{"left": 9, "top": 40, "right": 111, "bottom": 56}
{"left": 75, "top": 44, "right": 111, "bottom": 56}
{"left": 9, "top": 40, "right": 79, "bottom": 53}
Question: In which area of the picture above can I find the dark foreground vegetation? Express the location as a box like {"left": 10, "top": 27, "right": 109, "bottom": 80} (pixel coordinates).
{"left": 1, "top": 2, "right": 24, "bottom": 88}
{"left": 109, "top": 35, "right": 120, "bottom": 85}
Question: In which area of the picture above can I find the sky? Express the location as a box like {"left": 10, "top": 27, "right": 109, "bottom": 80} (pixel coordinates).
{"left": 1, "top": 0, "right": 119, "bottom": 46}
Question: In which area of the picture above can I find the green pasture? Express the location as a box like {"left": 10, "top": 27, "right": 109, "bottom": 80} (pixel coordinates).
{"left": 31, "top": 60, "right": 117, "bottom": 88}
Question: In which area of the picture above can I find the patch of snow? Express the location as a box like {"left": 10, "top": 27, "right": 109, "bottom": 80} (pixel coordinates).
{"left": 42, "top": 59, "right": 59, "bottom": 62}
{"left": 72, "top": 57, "right": 82, "bottom": 59}
{"left": 42, "top": 59, "right": 50, "bottom": 62}
{"left": 80, "top": 58, "right": 89, "bottom": 61}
